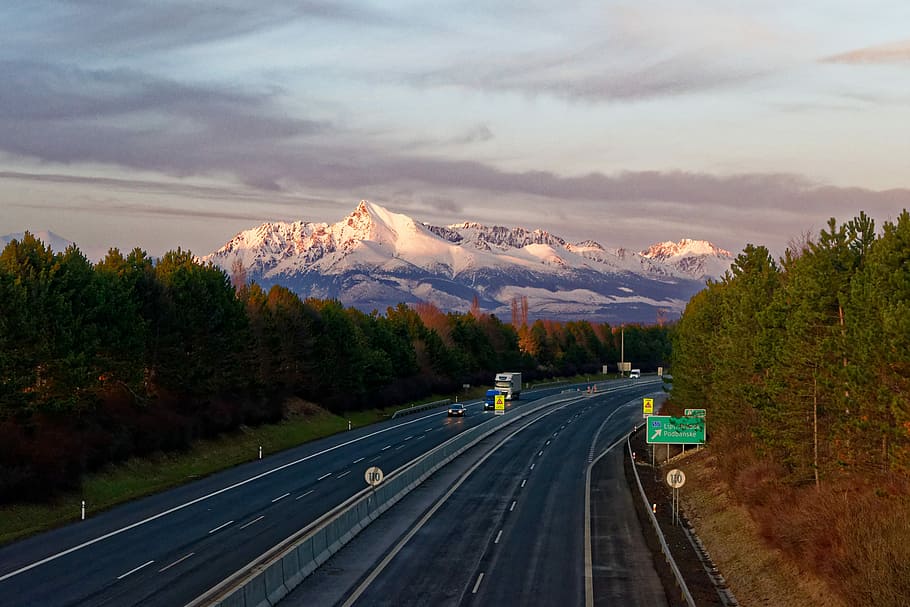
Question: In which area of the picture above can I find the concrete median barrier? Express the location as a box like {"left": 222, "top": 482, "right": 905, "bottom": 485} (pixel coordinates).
{"left": 201, "top": 391, "right": 584, "bottom": 607}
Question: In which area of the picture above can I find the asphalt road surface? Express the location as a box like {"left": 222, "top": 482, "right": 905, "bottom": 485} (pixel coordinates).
{"left": 329, "top": 382, "right": 665, "bottom": 607}
{"left": 0, "top": 379, "right": 662, "bottom": 607}
{"left": 0, "top": 384, "right": 577, "bottom": 607}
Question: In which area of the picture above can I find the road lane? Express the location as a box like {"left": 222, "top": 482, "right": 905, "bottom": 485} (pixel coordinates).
{"left": 0, "top": 380, "right": 660, "bottom": 607}
{"left": 0, "top": 383, "right": 603, "bottom": 607}
{"left": 342, "top": 384, "right": 663, "bottom": 607}
{"left": 589, "top": 445, "right": 668, "bottom": 607}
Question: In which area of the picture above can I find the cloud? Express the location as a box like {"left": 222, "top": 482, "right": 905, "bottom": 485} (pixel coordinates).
{"left": 0, "top": 61, "right": 330, "bottom": 190}
{"left": 408, "top": 47, "right": 769, "bottom": 102}
{"left": 822, "top": 39, "right": 910, "bottom": 64}
{"left": 450, "top": 124, "right": 494, "bottom": 145}
{"left": 0, "top": 1, "right": 395, "bottom": 58}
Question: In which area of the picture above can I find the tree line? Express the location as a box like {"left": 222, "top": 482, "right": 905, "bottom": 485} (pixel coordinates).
{"left": 671, "top": 210, "right": 910, "bottom": 482}
{"left": 0, "top": 233, "right": 670, "bottom": 502}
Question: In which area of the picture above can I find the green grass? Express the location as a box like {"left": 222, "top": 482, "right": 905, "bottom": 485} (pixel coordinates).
{"left": 0, "top": 379, "right": 611, "bottom": 545}
{"left": 0, "top": 402, "right": 407, "bottom": 546}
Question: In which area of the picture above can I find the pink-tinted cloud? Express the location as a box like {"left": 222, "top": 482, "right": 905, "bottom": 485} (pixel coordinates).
{"left": 822, "top": 39, "right": 910, "bottom": 64}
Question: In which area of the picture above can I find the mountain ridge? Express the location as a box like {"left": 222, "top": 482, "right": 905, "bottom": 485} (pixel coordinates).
{"left": 203, "top": 200, "right": 734, "bottom": 323}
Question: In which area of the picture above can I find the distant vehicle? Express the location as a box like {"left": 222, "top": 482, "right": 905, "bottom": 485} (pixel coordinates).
{"left": 484, "top": 389, "right": 501, "bottom": 410}
{"left": 494, "top": 372, "right": 522, "bottom": 400}
{"left": 629, "top": 369, "right": 641, "bottom": 379}
{"left": 448, "top": 403, "right": 466, "bottom": 416}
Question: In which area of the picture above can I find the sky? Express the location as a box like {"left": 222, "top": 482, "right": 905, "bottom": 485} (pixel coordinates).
{"left": 2, "top": 0, "right": 910, "bottom": 261}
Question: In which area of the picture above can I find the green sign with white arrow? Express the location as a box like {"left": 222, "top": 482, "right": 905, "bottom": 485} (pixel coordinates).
{"left": 646, "top": 416, "right": 706, "bottom": 445}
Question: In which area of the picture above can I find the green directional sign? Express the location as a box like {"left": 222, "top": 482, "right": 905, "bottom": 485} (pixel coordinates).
{"left": 684, "top": 408, "right": 706, "bottom": 418}
{"left": 646, "top": 416, "right": 706, "bottom": 445}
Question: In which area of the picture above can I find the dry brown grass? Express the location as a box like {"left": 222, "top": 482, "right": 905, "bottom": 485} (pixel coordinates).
{"left": 680, "top": 437, "right": 910, "bottom": 607}
{"left": 679, "top": 448, "right": 848, "bottom": 607}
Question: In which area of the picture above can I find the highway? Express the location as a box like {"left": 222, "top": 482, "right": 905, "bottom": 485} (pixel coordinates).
{"left": 295, "top": 382, "right": 666, "bottom": 607}
{"left": 0, "top": 382, "right": 621, "bottom": 607}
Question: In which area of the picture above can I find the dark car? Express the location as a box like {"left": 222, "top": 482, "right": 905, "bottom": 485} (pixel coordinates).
{"left": 448, "top": 404, "right": 466, "bottom": 416}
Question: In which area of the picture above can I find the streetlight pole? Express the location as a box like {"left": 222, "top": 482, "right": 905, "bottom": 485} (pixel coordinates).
{"left": 621, "top": 324, "right": 625, "bottom": 376}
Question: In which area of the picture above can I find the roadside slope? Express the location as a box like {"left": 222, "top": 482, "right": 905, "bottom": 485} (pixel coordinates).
{"left": 675, "top": 448, "right": 846, "bottom": 607}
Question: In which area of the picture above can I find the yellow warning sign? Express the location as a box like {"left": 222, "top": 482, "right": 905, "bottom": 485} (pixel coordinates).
{"left": 643, "top": 398, "right": 654, "bottom": 416}
{"left": 495, "top": 394, "right": 506, "bottom": 415}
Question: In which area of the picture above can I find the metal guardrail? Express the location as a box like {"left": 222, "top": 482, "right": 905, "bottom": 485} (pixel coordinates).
{"left": 391, "top": 398, "right": 451, "bottom": 419}
{"left": 191, "top": 392, "right": 583, "bottom": 607}
{"left": 627, "top": 431, "right": 696, "bottom": 607}
{"left": 529, "top": 380, "right": 567, "bottom": 388}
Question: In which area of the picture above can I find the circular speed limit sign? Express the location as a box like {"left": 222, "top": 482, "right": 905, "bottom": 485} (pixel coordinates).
{"left": 666, "top": 469, "right": 686, "bottom": 488}
{"left": 364, "top": 466, "right": 384, "bottom": 487}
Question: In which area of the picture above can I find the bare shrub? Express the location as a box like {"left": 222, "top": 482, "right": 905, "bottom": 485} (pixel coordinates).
{"left": 833, "top": 490, "right": 910, "bottom": 606}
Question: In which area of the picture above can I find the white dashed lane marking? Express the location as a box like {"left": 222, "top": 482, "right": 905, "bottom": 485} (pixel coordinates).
{"left": 158, "top": 552, "right": 194, "bottom": 573}
{"left": 117, "top": 560, "right": 154, "bottom": 580}
{"left": 240, "top": 516, "right": 264, "bottom": 530}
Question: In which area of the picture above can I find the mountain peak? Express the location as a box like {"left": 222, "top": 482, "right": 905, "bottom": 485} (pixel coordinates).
{"left": 640, "top": 239, "right": 732, "bottom": 260}
{"left": 203, "top": 201, "right": 735, "bottom": 322}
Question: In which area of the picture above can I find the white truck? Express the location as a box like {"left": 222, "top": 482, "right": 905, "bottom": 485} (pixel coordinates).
{"left": 494, "top": 372, "right": 522, "bottom": 400}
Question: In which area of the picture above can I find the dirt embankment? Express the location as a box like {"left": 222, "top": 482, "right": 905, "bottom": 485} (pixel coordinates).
{"left": 628, "top": 429, "right": 845, "bottom": 607}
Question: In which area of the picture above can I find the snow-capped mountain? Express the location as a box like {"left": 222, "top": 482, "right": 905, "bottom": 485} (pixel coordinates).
{"left": 0, "top": 230, "right": 110, "bottom": 261}
{"left": 204, "top": 201, "right": 734, "bottom": 323}
{"left": 1, "top": 230, "right": 75, "bottom": 254}
{"left": 641, "top": 239, "right": 733, "bottom": 280}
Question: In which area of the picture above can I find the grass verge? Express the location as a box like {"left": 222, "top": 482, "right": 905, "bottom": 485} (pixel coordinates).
{"left": 0, "top": 378, "right": 608, "bottom": 546}
{"left": 678, "top": 447, "right": 847, "bottom": 607}
{"left": 0, "top": 396, "right": 445, "bottom": 546}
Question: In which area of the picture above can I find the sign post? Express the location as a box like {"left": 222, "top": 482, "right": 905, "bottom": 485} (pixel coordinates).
{"left": 666, "top": 469, "right": 686, "bottom": 526}
{"left": 364, "top": 465, "right": 384, "bottom": 510}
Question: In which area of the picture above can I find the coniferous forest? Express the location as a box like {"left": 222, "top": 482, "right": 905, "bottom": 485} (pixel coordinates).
{"left": 670, "top": 211, "right": 910, "bottom": 605}
{"left": 672, "top": 210, "right": 909, "bottom": 479}
{"left": 0, "top": 232, "right": 670, "bottom": 503}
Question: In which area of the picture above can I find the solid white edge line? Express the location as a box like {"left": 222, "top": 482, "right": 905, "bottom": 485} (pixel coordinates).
{"left": 339, "top": 395, "right": 587, "bottom": 607}
{"left": 158, "top": 552, "right": 194, "bottom": 573}
{"left": 584, "top": 397, "right": 646, "bottom": 607}
{"left": 272, "top": 493, "right": 290, "bottom": 503}
{"left": 117, "top": 560, "right": 154, "bottom": 580}
{"left": 239, "top": 516, "right": 264, "bottom": 530}
{"left": 208, "top": 520, "right": 234, "bottom": 534}
{"left": 472, "top": 572, "right": 485, "bottom": 594}
{"left": 0, "top": 403, "right": 468, "bottom": 582}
